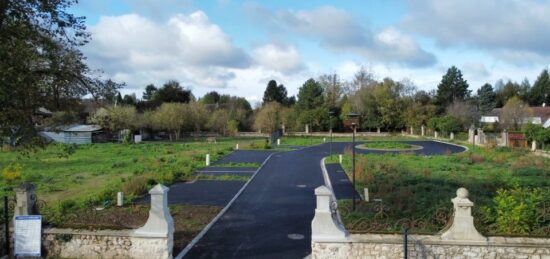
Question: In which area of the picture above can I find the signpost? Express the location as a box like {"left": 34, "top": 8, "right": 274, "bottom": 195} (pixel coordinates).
{"left": 15, "top": 215, "right": 42, "bottom": 257}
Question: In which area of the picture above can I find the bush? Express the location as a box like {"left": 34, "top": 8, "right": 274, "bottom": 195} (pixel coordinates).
{"left": 2, "top": 163, "right": 22, "bottom": 184}
{"left": 490, "top": 186, "right": 546, "bottom": 234}
{"left": 122, "top": 176, "right": 150, "bottom": 196}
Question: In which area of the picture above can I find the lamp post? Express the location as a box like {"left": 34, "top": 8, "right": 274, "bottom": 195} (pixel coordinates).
{"left": 348, "top": 112, "right": 360, "bottom": 211}
{"left": 329, "top": 111, "right": 334, "bottom": 159}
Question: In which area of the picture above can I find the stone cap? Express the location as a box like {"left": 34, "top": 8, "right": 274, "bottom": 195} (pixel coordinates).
{"left": 315, "top": 186, "right": 332, "bottom": 196}
{"left": 149, "top": 184, "right": 169, "bottom": 195}
{"left": 16, "top": 182, "right": 35, "bottom": 192}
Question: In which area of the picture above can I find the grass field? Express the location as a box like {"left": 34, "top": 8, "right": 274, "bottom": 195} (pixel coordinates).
{"left": 0, "top": 137, "right": 269, "bottom": 224}
{"left": 332, "top": 144, "right": 550, "bottom": 236}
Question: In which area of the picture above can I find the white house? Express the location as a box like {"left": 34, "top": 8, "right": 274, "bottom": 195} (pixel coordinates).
{"left": 40, "top": 124, "right": 103, "bottom": 144}
{"left": 480, "top": 106, "right": 550, "bottom": 128}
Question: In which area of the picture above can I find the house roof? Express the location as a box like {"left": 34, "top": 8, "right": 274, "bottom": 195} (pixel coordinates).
{"left": 64, "top": 124, "right": 102, "bottom": 132}
{"left": 483, "top": 106, "right": 550, "bottom": 121}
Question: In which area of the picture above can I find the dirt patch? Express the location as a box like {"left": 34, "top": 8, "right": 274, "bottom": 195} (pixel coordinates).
{"left": 50, "top": 204, "right": 222, "bottom": 255}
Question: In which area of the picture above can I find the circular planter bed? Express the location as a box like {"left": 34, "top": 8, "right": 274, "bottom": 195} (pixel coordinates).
{"left": 356, "top": 141, "right": 423, "bottom": 151}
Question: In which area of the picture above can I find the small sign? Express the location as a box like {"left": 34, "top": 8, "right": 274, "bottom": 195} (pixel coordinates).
{"left": 15, "top": 215, "right": 42, "bottom": 257}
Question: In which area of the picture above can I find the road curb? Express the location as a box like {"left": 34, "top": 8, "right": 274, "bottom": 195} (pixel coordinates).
{"left": 175, "top": 150, "right": 279, "bottom": 259}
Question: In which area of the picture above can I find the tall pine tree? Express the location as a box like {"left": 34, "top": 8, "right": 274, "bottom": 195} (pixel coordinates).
{"left": 262, "top": 80, "right": 288, "bottom": 105}
{"left": 530, "top": 69, "right": 550, "bottom": 106}
{"left": 477, "top": 83, "right": 496, "bottom": 114}
{"left": 435, "top": 66, "right": 470, "bottom": 111}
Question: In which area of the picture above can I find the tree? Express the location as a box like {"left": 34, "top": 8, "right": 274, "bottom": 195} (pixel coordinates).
{"left": 152, "top": 80, "right": 193, "bottom": 104}
{"left": 530, "top": 69, "right": 550, "bottom": 106}
{"left": 477, "top": 83, "right": 496, "bottom": 114}
{"left": 495, "top": 80, "right": 521, "bottom": 108}
{"left": 151, "top": 103, "right": 186, "bottom": 141}
{"left": 262, "top": 80, "right": 288, "bottom": 105}
{"left": 186, "top": 102, "right": 208, "bottom": 133}
{"left": 89, "top": 105, "right": 137, "bottom": 133}
{"left": 435, "top": 66, "right": 470, "bottom": 110}
{"left": 0, "top": 0, "right": 106, "bottom": 145}
{"left": 207, "top": 109, "right": 231, "bottom": 136}
{"left": 254, "top": 102, "right": 283, "bottom": 133}
{"left": 296, "top": 79, "right": 324, "bottom": 110}
{"left": 500, "top": 96, "right": 533, "bottom": 130}
{"left": 446, "top": 100, "right": 479, "bottom": 129}
{"left": 347, "top": 65, "right": 375, "bottom": 94}
{"left": 143, "top": 84, "right": 157, "bottom": 101}
{"left": 202, "top": 91, "right": 221, "bottom": 104}
{"left": 319, "top": 73, "right": 342, "bottom": 110}
{"left": 523, "top": 123, "right": 549, "bottom": 149}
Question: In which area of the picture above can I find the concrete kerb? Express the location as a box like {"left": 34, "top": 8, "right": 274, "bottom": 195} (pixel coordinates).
{"left": 319, "top": 157, "right": 346, "bottom": 229}
{"left": 175, "top": 151, "right": 280, "bottom": 259}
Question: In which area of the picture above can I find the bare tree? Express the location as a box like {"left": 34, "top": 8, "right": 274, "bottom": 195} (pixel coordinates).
{"left": 501, "top": 96, "right": 533, "bottom": 130}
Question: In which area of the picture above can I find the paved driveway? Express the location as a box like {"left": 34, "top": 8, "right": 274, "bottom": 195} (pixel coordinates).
{"left": 182, "top": 141, "right": 465, "bottom": 258}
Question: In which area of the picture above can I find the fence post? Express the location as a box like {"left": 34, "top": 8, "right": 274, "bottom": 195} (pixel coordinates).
{"left": 311, "top": 186, "right": 347, "bottom": 241}
{"left": 441, "top": 188, "right": 485, "bottom": 241}
{"left": 403, "top": 227, "right": 409, "bottom": 259}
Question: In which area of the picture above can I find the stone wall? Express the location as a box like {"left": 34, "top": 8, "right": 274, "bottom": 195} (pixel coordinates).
{"left": 42, "top": 228, "right": 171, "bottom": 259}
{"left": 311, "top": 186, "right": 550, "bottom": 259}
{"left": 312, "top": 234, "right": 550, "bottom": 259}
{"left": 8, "top": 184, "right": 174, "bottom": 259}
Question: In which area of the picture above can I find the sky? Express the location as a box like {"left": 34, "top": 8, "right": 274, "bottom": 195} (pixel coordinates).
{"left": 71, "top": 0, "right": 550, "bottom": 105}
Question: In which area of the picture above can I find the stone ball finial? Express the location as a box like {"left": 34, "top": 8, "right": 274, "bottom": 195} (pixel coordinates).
{"left": 456, "top": 188, "right": 469, "bottom": 198}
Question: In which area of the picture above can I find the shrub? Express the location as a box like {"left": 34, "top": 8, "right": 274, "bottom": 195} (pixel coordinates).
{"left": 122, "top": 176, "right": 150, "bottom": 196}
{"left": 2, "top": 163, "right": 22, "bottom": 184}
{"left": 492, "top": 186, "right": 546, "bottom": 234}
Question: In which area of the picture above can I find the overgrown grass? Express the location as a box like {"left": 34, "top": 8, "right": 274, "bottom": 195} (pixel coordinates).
{"left": 335, "top": 145, "right": 550, "bottom": 236}
{"left": 213, "top": 162, "right": 261, "bottom": 167}
{"left": 358, "top": 141, "right": 413, "bottom": 150}
{"left": 281, "top": 135, "right": 420, "bottom": 146}
{"left": 0, "top": 138, "right": 268, "bottom": 224}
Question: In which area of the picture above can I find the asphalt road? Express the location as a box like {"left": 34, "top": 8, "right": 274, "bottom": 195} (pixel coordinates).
{"left": 183, "top": 141, "right": 466, "bottom": 258}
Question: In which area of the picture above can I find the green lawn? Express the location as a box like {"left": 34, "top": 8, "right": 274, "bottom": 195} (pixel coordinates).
{"left": 334, "top": 144, "right": 550, "bottom": 236}
{"left": 0, "top": 137, "right": 268, "bottom": 223}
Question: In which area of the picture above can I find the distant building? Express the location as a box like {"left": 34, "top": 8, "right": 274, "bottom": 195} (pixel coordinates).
{"left": 480, "top": 105, "right": 550, "bottom": 128}
{"left": 40, "top": 124, "right": 103, "bottom": 144}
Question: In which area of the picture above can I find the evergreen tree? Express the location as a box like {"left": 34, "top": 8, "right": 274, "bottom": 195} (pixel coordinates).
{"left": 477, "top": 83, "right": 496, "bottom": 114}
{"left": 296, "top": 79, "right": 324, "bottom": 110}
{"left": 435, "top": 66, "right": 470, "bottom": 110}
{"left": 262, "top": 80, "right": 288, "bottom": 105}
{"left": 143, "top": 84, "right": 157, "bottom": 101}
{"left": 530, "top": 69, "right": 550, "bottom": 106}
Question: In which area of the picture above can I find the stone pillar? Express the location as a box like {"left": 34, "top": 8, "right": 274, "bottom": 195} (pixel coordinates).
{"left": 434, "top": 131, "right": 439, "bottom": 139}
{"left": 282, "top": 124, "right": 286, "bottom": 134}
{"left": 468, "top": 126, "right": 475, "bottom": 143}
{"left": 353, "top": 127, "right": 357, "bottom": 135}
{"left": 364, "top": 188, "right": 369, "bottom": 202}
{"left": 277, "top": 139, "right": 281, "bottom": 146}
{"left": 134, "top": 184, "right": 174, "bottom": 258}
{"left": 206, "top": 154, "right": 210, "bottom": 166}
{"left": 15, "top": 182, "right": 38, "bottom": 217}
{"left": 235, "top": 143, "right": 239, "bottom": 150}
{"left": 478, "top": 128, "right": 486, "bottom": 144}
{"left": 441, "top": 188, "right": 485, "bottom": 241}
{"left": 421, "top": 125, "right": 425, "bottom": 136}
{"left": 501, "top": 130, "right": 509, "bottom": 147}
{"left": 338, "top": 154, "right": 343, "bottom": 164}
{"left": 117, "top": 192, "right": 124, "bottom": 207}
{"left": 532, "top": 140, "right": 537, "bottom": 151}
{"left": 401, "top": 130, "right": 405, "bottom": 136}
{"left": 377, "top": 127, "right": 381, "bottom": 134}
{"left": 410, "top": 127, "right": 414, "bottom": 135}
{"left": 450, "top": 132, "right": 455, "bottom": 140}
{"left": 311, "top": 186, "right": 347, "bottom": 241}
{"left": 323, "top": 138, "right": 326, "bottom": 143}
{"left": 305, "top": 124, "right": 309, "bottom": 134}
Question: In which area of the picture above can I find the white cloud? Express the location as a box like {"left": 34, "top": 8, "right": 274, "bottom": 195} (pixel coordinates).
{"left": 84, "top": 11, "right": 249, "bottom": 90}
{"left": 246, "top": 5, "right": 436, "bottom": 67}
{"left": 403, "top": 0, "right": 550, "bottom": 63}
{"left": 252, "top": 43, "right": 305, "bottom": 74}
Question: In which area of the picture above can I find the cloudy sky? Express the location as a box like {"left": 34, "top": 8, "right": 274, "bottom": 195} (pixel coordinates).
{"left": 72, "top": 0, "right": 550, "bottom": 104}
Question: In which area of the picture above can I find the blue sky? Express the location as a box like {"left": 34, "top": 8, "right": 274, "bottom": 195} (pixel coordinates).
{"left": 71, "top": 0, "right": 550, "bottom": 104}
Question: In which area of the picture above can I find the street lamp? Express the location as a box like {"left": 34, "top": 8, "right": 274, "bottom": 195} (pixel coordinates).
{"left": 348, "top": 112, "right": 360, "bottom": 211}
{"left": 328, "top": 111, "right": 335, "bottom": 159}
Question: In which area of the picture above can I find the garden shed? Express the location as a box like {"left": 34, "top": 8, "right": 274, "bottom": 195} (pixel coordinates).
{"left": 40, "top": 124, "right": 102, "bottom": 144}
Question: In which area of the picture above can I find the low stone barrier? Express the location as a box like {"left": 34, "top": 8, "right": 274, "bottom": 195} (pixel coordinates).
{"left": 8, "top": 184, "right": 174, "bottom": 259}
{"left": 311, "top": 186, "right": 550, "bottom": 259}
